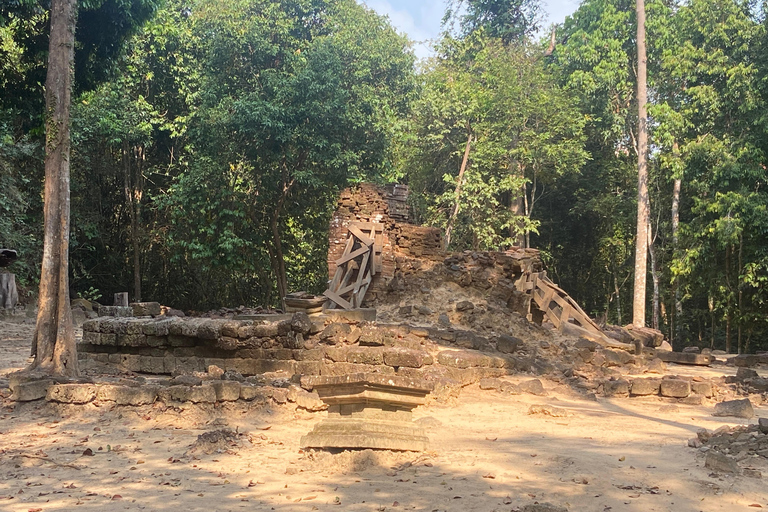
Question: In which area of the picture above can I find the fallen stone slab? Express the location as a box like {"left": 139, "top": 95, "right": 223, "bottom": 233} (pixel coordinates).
{"left": 211, "top": 381, "right": 241, "bottom": 401}
{"left": 713, "top": 398, "right": 754, "bottom": 419}
{"left": 518, "top": 378, "right": 546, "bottom": 396}
{"left": 656, "top": 350, "right": 713, "bottom": 366}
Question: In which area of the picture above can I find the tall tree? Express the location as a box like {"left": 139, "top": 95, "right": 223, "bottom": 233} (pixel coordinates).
{"left": 633, "top": 0, "right": 649, "bottom": 327}
{"left": 30, "top": 0, "right": 78, "bottom": 376}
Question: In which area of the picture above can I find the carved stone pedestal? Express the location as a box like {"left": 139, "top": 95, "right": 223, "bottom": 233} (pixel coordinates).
{"left": 300, "top": 373, "right": 432, "bottom": 452}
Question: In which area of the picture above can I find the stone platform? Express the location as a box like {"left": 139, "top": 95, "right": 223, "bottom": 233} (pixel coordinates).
{"left": 300, "top": 373, "right": 432, "bottom": 451}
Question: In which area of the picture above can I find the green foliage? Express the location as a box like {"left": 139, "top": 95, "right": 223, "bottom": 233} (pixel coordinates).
{"left": 444, "top": 0, "right": 541, "bottom": 44}
{"left": 408, "top": 32, "right": 586, "bottom": 251}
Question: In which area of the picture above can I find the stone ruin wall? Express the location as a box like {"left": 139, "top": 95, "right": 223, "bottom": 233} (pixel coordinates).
{"left": 328, "top": 184, "right": 443, "bottom": 304}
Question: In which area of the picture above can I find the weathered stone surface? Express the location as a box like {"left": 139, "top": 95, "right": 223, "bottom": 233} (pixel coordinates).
{"left": 383, "top": 347, "right": 429, "bottom": 368}
{"left": 656, "top": 350, "right": 713, "bottom": 366}
{"left": 212, "top": 380, "right": 241, "bottom": 401}
{"left": 9, "top": 374, "right": 52, "bottom": 401}
{"left": 320, "top": 323, "right": 353, "bottom": 345}
{"left": 603, "top": 379, "right": 629, "bottom": 397}
{"left": 497, "top": 334, "right": 522, "bottom": 354}
{"left": 732, "top": 354, "right": 760, "bottom": 367}
{"left": 290, "top": 312, "right": 313, "bottom": 334}
{"left": 98, "top": 306, "right": 133, "bottom": 318}
{"left": 519, "top": 378, "right": 546, "bottom": 396}
{"left": 713, "top": 399, "right": 754, "bottom": 419}
{"left": 159, "top": 384, "right": 216, "bottom": 403}
{"left": 660, "top": 379, "right": 691, "bottom": 398}
{"left": 758, "top": 417, "right": 768, "bottom": 434}
{"left": 478, "top": 378, "right": 503, "bottom": 390}
{"left": 347, "top": 346, "right": 384, "bottom": 365}
{"left": 437, "top": 350, "right": 489, "bottom": 368}
{"left": 645, "top": 358, "right": 666, "bottom": 374}
{"left": 239, "top": 385, "right": 270, "bottom": 402}
{"left": 691, "top": 381, "right": 713, "bottom": 397}
{"left": 705, "top": 451, "right": 740, "bottom": 474}
{"left": 97, "top": 385, "right": 158, "bottom": 405}
{"left": 574, "top": 338, "right": 599, "bottom": 351}
{"left": 171, "top": 374, "right": 203, "bottom": 386}
{"left": 630, "top": 378, "right": 661, "bottom": 396}
{"left": 130, "top": 302, "right": 161, "bottom": 317}
{"left": 46, "top": 384, "right": 97, "bottom": 404}
{"left": 290, "top": 388, "right": 326, "bottom": 411}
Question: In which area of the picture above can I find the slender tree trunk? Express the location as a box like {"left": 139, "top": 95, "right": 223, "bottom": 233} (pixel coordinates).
{"left": 648, "top": 221, "right": 660, "bottom": 330}
{"left": 445, "top": 126, "right": 472, "bottom": 250}
{"left": 671, "top": 153, "right": 681, "bottom": 347}
{"left": 612, "top": 262, "right": 622, "bottom": 325}
{"left": 709, "top": 295, "right": 715, "bottom": 349}
{"left": 725, "top": 244, "right": 731, "bottom": 353}
{"left": 268, "top": 177, "right": 295, "bottom": 309}
{"left": 123, "top": 141, "right": 142, "bottom": 302}
{"left": 737, "top": 233, "right": 743, "bottom": 354}
{"left": 29, "top": 0, "right": 78, "bottom": 377}
{"left": 632, "top": 0, "right": 649, "bottom": 328}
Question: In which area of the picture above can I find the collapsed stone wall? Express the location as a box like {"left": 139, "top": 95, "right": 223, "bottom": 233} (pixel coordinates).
{"left": 328, "top": 184, "right": 443, "bottom": 304}
{"left": 78, "top": 315, "right": 514, "bottom": 383}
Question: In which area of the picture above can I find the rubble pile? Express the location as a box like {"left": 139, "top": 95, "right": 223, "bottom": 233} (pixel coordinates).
{"left": 690, "top": 418, "right": 768, "bottom": 477}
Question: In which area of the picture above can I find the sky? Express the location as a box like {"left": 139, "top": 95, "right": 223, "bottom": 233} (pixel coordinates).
{"left": 362, "top": 0, "right": 582, "bottom": 59}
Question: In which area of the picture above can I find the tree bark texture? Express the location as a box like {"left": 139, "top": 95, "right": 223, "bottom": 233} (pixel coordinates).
{"left": 30, "top": 0, "right": 78, "bottom": 376}
{"left": 632, "top": 0, "right": 649, "bottom": 328}
{"left": 671, "top": 170, "right": 681, "bottom": 346}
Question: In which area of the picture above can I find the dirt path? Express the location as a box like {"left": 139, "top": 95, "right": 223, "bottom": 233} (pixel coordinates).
{"left": 1, "top": 321, "right": 766, "bottom": 512}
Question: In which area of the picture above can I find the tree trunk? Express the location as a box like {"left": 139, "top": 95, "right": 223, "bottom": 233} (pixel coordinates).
{"left": 671, "top": 164, "right": 681, "bottom": 347}
{"left": 445, "top": 126, "right": 472, "bottom": 250}
{"left": 29, "top": 0, "right": 78, "bottom": 377}
{"left": 648, "top": 221, "right": 660, "bottom": 330}
{"left": 0, "top": 273, "right": 19, "bottom": 310}
{"left": 123, "top": 141, "right": 143, "bottom": 302}
{"left": 725, "top": 244, "right": 731, "bottom": 353}
{"left": 632, "top": 0, "right": 649, "bottom": 328}
{"left": 737, "top": 233, "right": 743, "bottom": 354}
{"left": 268, "top": 177, "right": 295, "bottom": 309}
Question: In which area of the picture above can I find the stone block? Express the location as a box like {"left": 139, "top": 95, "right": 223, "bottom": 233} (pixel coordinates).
{"left": 145, "top": 335, "right": 166, "bottom": 348}
{"left": 119, "top": 354, "right": 141, "bottom": 372}
{"left": 117, "top": 334, "right": 147, "bottom": 347}
{"left": 732, "top": 354, "right": 759, "bottom": 367}
{"left": 82, "top": 330, "right": 100, "bottom": 345}
{"left": 175, "top": 356, "right": 203, "bottom": 374}
{"left": 163, "top": 355, "right": 176, "bottom": 373}
{"left": 212, "top": 380, "right": 241, "bottom": 401}
{"left": 46, "top": 384, "right": 97, "bottom": 404}
{"left": 691, "top": 381, "right": 713, "bottom": 397}
{"left": 296, "top": 361, "right": 324, "bottom": 375}
{"left": 220, "top": 320, "right": 242, "bottom": 338}
{"left": 98, "top": 305, "right": 133, "bottom": 318}
{"left": 240, "top": 385, "right": 270, "bottom": 401}
{"left": 97, "top": 385, "right": 158, "bottom": 405}
{"left": 320, "top": 362, "right": 394, "bottom": 376}
{"left": 437, "top": 350, "right": 488, "bottom": 368}
{"left": 9, "top": 374, "right": 52, "bottom": 401}
{"left": 656, "top": 350, "right": 713, "bottom": 366}
{"left": 713, "top": 398, "right": 754, "bottom": 419}
{"left": 159, "top": 384, "right": 216, "bottom": 403}
{"left": 603, "top": 379, "right": 630, "bottom": 397}
{"left": 130, "top": 302, "right": 161, "bottom": 317}
{"left": 660, "top": 379, "right": 691, "bottom": 398}
{"left": 252, "top": 322, "right": 279, "bottom": 338}
{"left": 294, "top": 348, "right": 325, "bottom": 361}
{"left": 265, "top": 348, "right": 294, "bottom": 360}
{"left": 197, "top": 319, "right": 223, "bottom": 339}
{"left": 324, "top": 346, "right": 348, "bottom": 362}
{"left": 630, "top": 378, "right": 661, "bottom": 396}
{"left": 82, "top": 318, "right": 100, "bottom": 332}
{"left": 215, "top": 336, "right": 238, "bottom": 351}
{"left": 139, "top": 356, "right": 165, "bottom": 374}
{"left": 385, "top": 348, "right": 431, "bottom": 368}
{"left": 347, "top": 347, "right": 384, "bottom": 365}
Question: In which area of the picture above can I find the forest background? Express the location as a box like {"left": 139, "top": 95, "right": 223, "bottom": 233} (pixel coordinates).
{"left": 1, "top": 0, "right": 767, "bottom": 354}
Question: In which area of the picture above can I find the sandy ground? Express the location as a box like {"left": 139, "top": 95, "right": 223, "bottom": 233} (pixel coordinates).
{"left": 1, "top": 318, "right": 767, "bottom": 512}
